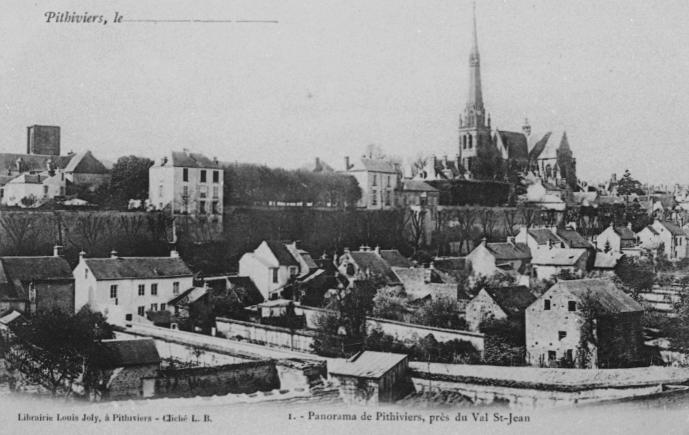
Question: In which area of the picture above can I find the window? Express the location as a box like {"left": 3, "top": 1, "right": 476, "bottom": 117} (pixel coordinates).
{"left": 213, "top": 170, "right": 219, "bottom": 183}
{"left": 43, "top": 185, "right": 49, "bottom": 196}
{"left": 159, "top": 303, "right": 165, "bottom": 311}
{"left": 385, "top": 191, "right": 391, "bottom": 206}
{"left": 200, "top": 170, "right": 207, "bottom": 183}
{"left": 110, "top": 285, "right": 118, "bottom": 299}
{"left": 158, "top": 185, "right": 163, "bottom": 198}
{"left": 272, "top": 268, "right": 279, "bottom": 283}
{"left": 387, "top": 176, "right": 391, "bottom": 188}
{"left": 212, "top": 201, "right": 219, "bottom": 214}
{"left": 199, "top": 201, "right": 207, "bottom": 214}
{"left": 371, "top": 190, "right": 377, "bottom": 206}
{"left": 468, "top": 135, "right": 473, "bottom": 148}
{"left": 212, "top": 186, "right": 219, "bottom": 198}
{"left": 84, "top": 268, "right": 88, "bottom": 279}
{"left": 544, "top": 299, "right": 551, "bottom": 310}
{"left": 548, "top": 351, "right": 556, "bottom": 361}
{"left": 59, "top": 187, "right": 65, "bottom": 196}
{"left": 0, "top": 188, "right": 3, "bottom": 198}
{"left": 289, "top": 266, "right": 298, "bottom": 276}
{"left": 138, "top": 284, "right": 145, "bottom": 296}
{"left": 558, "top": 331, "right": 567, "bottom": 340}
{"left": 125, "top": 314, "right": 132, "bottom": 321}
{"left": 568, "top": 301, "right": 576, "bottom": 312}
{"left": 173, "top": 282, "right": 180, "bottom": 295}
{"left": 183, "top": 168, "right": 188, "bottom": 182}
{"left": 137, "top": 306, "right": 145, "bottom": 317}
{"left": 199, "top": 186, "right": 207, "bottom": 198}
{"left": 372, "top": 174, "right": 377, "bottom": 186}
{"left": 151, "top": 303, "right": 158, "bottom": 311}
{"left": 151, "top": 283, "right": 158, "bottom": 296}
{"left": 182, "top": 185, "right": 189, "bottom": 198}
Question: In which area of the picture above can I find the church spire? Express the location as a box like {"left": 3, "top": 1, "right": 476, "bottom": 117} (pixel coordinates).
{"left": 464, "top": 0, "right": 484, "bottom": 128}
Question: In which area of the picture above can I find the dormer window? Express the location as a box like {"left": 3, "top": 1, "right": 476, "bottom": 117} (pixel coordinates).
{"left": 544, "top": 299, "right": 551, "bottom": 310}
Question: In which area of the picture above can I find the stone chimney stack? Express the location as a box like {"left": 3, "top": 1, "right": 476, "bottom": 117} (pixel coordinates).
{"left": 79, "top": 250, "right": 86, "bottom": 260}
{"left": 53, "top": 245, "right": 63, "bottom": 257}
{"left": 522, "top": 118, "right": 531, "bottom": 136}
{"left": 344, "top": 156, "right": 351, "bottom": 171}
{"left": 110, "top": 250, "right": 119, "bottom": 259}
{"left": 170, "top": 248, "right": 180, "bottom": 258}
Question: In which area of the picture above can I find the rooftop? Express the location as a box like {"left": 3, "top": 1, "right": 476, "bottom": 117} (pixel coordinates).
{"left": 329, "top": 351, "right": 408, "bottom": 379}
{"left": 483, "top": 286, "right": 536, "bottom": 316}
{"left": 97, "top": 338, "right": 161, "bottom": 368}
{"left": 84, "top": 256, "right": 193, "bottom": 280}
{"left": 547, "top": 279, "right": 643, "bottom": 315}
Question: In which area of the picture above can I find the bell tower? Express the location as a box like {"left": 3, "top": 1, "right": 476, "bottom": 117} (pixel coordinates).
{"left": 458, "top": 2, "right": 492, "bottom": 173}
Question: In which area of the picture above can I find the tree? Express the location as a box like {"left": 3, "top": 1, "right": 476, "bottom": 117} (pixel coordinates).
{"left": 472, "top": 143, "right": 505, "bottom": 181}
{"left": 404, "top": 207, "right": 427, "bottom": 251}
{"left": 614, "top": 256, "right": 655, "bottom": 293}
{"left": 411, "top": 297, "right": 466, "bottom": 330}
{"left": 110, "top": 155, "right": 154, "bottom": 202}
{"left": 7, "top": 307, "right": 114, "bottom": 397}
{"left": 371, "top": 287, "right": 408, "bottom": 322}
{"left": 479, "top": 317, "right": 526, "bottom": 366}
{"left": 616, "top": 169, "right": 645, "bottom": 196}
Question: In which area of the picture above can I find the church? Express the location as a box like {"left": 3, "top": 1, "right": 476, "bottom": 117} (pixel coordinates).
{"left": 417, "top": 3, "right": 577, "bottom": 190}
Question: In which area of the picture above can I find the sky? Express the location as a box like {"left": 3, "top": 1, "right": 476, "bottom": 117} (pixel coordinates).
{"left": 1, "top": 0, "right": 689, "bottom": 185}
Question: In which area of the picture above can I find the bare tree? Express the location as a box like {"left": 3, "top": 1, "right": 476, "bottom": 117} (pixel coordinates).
{"left": 65, "top": 213, "right": 107, "bottom": 251}
{"left": 503, "top": 208, "right": 519, "bottom": 237}
{"left": 0, "top": 213, "right": 36, "bottom": 255}
{"left": 403, "top": 207, "right": 427, "bottom": 251}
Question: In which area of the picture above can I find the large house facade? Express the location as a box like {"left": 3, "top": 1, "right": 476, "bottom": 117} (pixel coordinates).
{"left": 149, "top": 150, "right": 223, "bottom": 218}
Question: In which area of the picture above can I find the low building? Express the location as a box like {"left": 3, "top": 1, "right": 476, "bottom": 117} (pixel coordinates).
{"left": 515, "top": 227, "right": 564, "bottom": 252}
{"left": 525, "top": 279, "right": 644, "bottom": 368}
{"left": 639, "top": 220, "right": 688, "bottom": 260}
{"left": 465, "top": 286, "right": 536, "bottom": 331}
{"left": 337, "top": 246, "right": 402, "bottom": 285}
{"left": 596, "top": 223, "right": 637, "bottom": 254}
{"left": 329, "top": 351, "right": 409, "bottom": 404}
{"left": 530, "top": 246, "right": 589, "bottom": 281}
{"left": 95, "top": 339, "right": 161, "bottom": 399}
{"left": 2, "top": 170, "right": 66, "bottom": 207}
{"left": 0, "top": 250, "right": 75, "bottom": 315}
{"left": 465, "top": 239, "right": 531, "bottom": 279}
{"left": 399, "top": 180, "right": 439, "bottom": 208}
{"left": 73, "top": 250, "right": 194, "bottom": 323}
{"left": 239, "top": 240, "right": 317, "bottom": 300}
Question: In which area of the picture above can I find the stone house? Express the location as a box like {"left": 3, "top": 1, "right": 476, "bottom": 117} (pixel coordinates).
{"left": 342, "top": 156, "right": 399, "bottom": 209}
{"left": 239, "top": 240, "right": 317, "bottom": 300}
{"left": 465, "top": 239, "right": 531, "bottom": 280}
{"left": 596, "top": 223, "right": 638, "bottom": 254}
{"left": 465, "top": 286, "right": 536, "bottom": 331}
{"left": 525, "top": 279, "right": 644, "bottom": 368}
{"left": 637, "top": 220, "right": 688, "bottom": 260}
{"left": 0, "top": 250, "right": 75, "bottom": 315}
{"left": 329, "top": 351, "right": 409, "bottom": 405}
{"left": 94, "top": 339, "right": 161, "bottom": 400}
{"left": 337, "top": 246, "right": 403, "bottom": 286}
{"left": 73, "top": 250, "right": 194, "bottom": 324}
{"left": 148, "top": 150, "right": 223, "bottom": 218}
{"left": 530, "top": 246, "right": 589, "bottom": 281}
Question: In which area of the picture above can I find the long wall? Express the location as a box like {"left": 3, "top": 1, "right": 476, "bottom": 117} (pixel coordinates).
{"left": 215, "top": 318, "right": 317, "bottom": 354}
{"left": 148, "top": 360, "right": 280, "bottom": 398}
{"left": 298, "top": 305, "right": 485, "bottom": 353}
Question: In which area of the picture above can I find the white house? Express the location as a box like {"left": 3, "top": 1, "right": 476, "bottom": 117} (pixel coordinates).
{"left": 238, "top": 241, "right": 317, "bottom": 300}
{"left": 342, "top": 156, "right": 398, "bottom": 209}
{"left": 148, "top": 150, "right": 223, "bottom": 217}
{"left": 2, "top": 171, "right": 66, "bottom": 207}
{"left": 465, "top": 239, "right": 531, "bottom": 281}
{"left": 596, "top": 223, "right": 637, "bottom": 254}
{"left": 640, "top": 220, "right": 688, "bottom": 260}
{"left": 515, "top": 227, "right": 564, "bottom": 252}
{"left": 73, "top": 250, "right": 194, "bottom": 324}
{"left": 530, "top": 246, "right": 588, "bottom": 281}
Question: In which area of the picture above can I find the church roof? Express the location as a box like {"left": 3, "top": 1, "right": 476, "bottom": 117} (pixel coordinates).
{"left": 496, "top": 130, "right": 529, "bottom": 161}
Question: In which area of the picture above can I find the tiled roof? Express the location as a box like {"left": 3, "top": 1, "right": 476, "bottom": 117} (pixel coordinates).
{"left": 265, "top": 241, "right": 300, "bottom": 267}
{"left": 658, "top": 221, "right": 685, "bottom": 236}
{"left": 329, "top": 351, "right": 407, "bottom": 379}
{"left": 613, "top": 226, "right": 637, "bottom": 240}
{"left": 350, "top": 158, "right": 397, "bottom": 173}
{"left": 549, "top": 279, "right": 643, "bottom": 315}
{"left": 348, "top": 251, "right": 399, "bottom": 283}
{"left": 528, "top": 229, "right": 562, "bottom": 245}
{"left": 531, "top": 247, "right": 587, "bottom": 266}
{"left": 485, "top": 242, "right": 531, "bottom": 261}
{"left": 401, "top": 180, "right": 438, "bottom": 192}
{"left": 97, "top": 339, "right": 160, "bottom": 368}
{"left": 0, "top": 256, "right": 72, "bottom": 281}
{"left": 484, "top": 286, "right": 536, "bottom": 316}
{"left": 84, "top": 257, "right": 193, "bottom": 280}
{"left": 556, "top": 228, "right": 594, "bottom": 249}
{"left": 167, "top": 151, "right": 219, "bottom": 168}
{"left": 496, "top": 130, "right": 529, "bottom": 161}
{"left": 379, "top": 250, "right": 412, "bottom": 268}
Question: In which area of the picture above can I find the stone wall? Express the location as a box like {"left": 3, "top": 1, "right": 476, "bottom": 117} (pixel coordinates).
{"left": 106, "top": 364, "right": 159, "bottom": 400}
{"left": 150, "top": 360, "right": 280, "bottom": 398}
{"left": 215, "top": 318, "right": 317, "bottom": 353}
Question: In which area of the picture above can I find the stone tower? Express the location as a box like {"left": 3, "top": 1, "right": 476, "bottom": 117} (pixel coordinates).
{"left": 458, "top": 2, "right": 492, "bottom": 173}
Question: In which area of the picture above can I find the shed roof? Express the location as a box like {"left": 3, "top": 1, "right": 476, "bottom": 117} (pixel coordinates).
{"left": 97, "top": 339, "right": 160, "bottom": 368}
{"left": 329, "top": 351, "right": 407, "bottom": 379}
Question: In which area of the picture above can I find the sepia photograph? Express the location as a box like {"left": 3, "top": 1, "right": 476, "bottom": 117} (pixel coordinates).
{"left": 0, "top": 1, "right": 688, "bottom": 434}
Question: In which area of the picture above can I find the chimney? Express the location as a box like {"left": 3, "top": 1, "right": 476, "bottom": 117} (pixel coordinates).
{"left": 53, "top": 245, "right": 63, "bottom": 257}
{"left": 611, "top": 173, "right": 617, "bottom": 183}
{"left": 315, "top": 157, "right": 320, "bottom": 169}
{"left": 480, "top": 237, "right": 487, "bottom": 246}
{"left": 343, "top": 247, "right": 350, "bottom": 254}
{"left": 170, "top": 248, "right": 180, "bottom": 258}
{"left": 79, "top": 250, "right": 86, "bottom": 260}
{"left": 443, "top": 155, "right": 449, "bottom": 167}
{"left": 522, "top": 118, "right": 531, "bottom": 136}
{"left": 507, "top": 236, "right": 515, "bottom": 245}
{"left": 374, "top": 245, "right": 380, "bottom": 255}
{"left": 627, "top": 222, "right": 632, "bottom": 230}
{"left": 344, "top": 156, "right": 351, "bottom": 171}
{"left": 110, "top": 250, "right": 118, "bottom": 259}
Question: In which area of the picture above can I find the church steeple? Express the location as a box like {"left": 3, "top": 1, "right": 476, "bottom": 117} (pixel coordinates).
{"left": 464, "top": 0, "right": 484, "bottom": 128}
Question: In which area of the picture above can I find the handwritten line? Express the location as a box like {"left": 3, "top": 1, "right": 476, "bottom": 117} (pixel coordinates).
{"left": 122, "top": 19, "right": 278, "bottom": 24}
